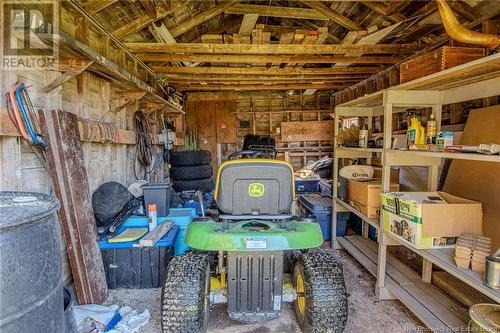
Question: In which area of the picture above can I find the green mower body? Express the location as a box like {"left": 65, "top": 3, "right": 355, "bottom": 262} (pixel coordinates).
{"left": 185, "top": 219, "right": 324, "bottom": 252}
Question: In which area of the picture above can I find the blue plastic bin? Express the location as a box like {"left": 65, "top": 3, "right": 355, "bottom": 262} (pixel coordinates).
{"left": 167, "top": 208, "right": 197, "bottom": 255}
{"left": 99, "top": 218, "right": 179, "bottom": 289}
{"left": 295, "top": 179, "right": 320, "bottom": 193}
{"left": 350, "top": 215, "right": 377, "bottom": 242}
{"left": 297, "top": 193, "right": 348, "bottom": 240}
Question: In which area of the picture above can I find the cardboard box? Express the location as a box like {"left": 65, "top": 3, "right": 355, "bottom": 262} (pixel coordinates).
{"left": 381, "top": 192, "right": 483, "bottom": 249}
{"left": 348, "top": 179, "right": 400, "bottom": 218}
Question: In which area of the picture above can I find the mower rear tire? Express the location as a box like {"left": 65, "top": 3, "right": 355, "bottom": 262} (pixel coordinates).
{"left": 161, "top": 252, "right": 210, "bottom": 333}
{"left": 293, "top": 250, "right": 348, "bottom": 333}
{"left": 170, "top": 150, "right": 211, "bottom": 167}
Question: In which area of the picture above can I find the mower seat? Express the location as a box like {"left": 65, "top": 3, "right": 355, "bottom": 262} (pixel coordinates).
{"left": 214, "top": 159, "right": 294, "bottom": 216}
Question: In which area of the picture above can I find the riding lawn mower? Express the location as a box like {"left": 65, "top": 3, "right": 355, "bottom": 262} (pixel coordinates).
{"left": 161, "top": 150, "right": 348, "bottom": 333}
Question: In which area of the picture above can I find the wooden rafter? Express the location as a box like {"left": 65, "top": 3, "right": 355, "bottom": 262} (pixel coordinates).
{"left": 125, "top": 42, "right": 419, "bottom": 54}
{"left": 174, "top": 82, "right": 351, "bottom": 91}
{"left": 448, "top": 1, "right": 481, "bottom": 22}
{"left": 138, "top": 53, "right": 402, "bottom": 64}
{"left": 299, "top": 1, "right": 363, "bottom": 31}
{"left": 162, "top": 74, "right": 371, "bottom": 81}
{"left": 238, "top": 14, "right": 259, "bottom": 36}
{"left": 359, "top": 1, "right": 406, "bottom": 23}
{"left": 153, "top": 66, "right": 383, "bottom": 75}
{"left": 82, "top": 0, "right": 118, "bottom": 15}
{"left": 225, "top": 4, "right": 329, "bottom": 21}
{"left": 139, "top": 0, "right": 157, "bottom": 18}
{"left": 169, "top": 0, "right": 241, "bottom": 37}
{"left": 386, "top": 1, "right": 413, "bottom": 16}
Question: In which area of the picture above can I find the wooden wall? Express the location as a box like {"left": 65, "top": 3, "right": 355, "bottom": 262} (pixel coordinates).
{"left": 0, "top": 4, "right": 161, "bottom": 286}
{"left": 236, "top": 91, "right": 334, "bottom": 170}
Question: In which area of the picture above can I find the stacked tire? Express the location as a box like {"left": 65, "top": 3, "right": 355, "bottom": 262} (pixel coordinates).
{"left": 170, "top": 150, "right": 214, "bottom": 193}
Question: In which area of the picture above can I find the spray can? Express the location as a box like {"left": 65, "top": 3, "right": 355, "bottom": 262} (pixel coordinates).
{"left": 359, "top": 127, "right": 368, "bottom": 148}
{"left": 148, "top": 204, "right": 157, "bottom": 231}
{"left": 426, "top": 113, "right": 437, "bottom": 144}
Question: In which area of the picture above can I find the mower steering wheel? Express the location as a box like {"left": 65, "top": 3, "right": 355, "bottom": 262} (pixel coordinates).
{"left": 228, "top": 150, "right": 270, "bottom": 160}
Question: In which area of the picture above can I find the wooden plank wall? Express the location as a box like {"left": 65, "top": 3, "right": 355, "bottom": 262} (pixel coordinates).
{"left": 0, "top": 6, "right": 152, "bottom": 287}
{"left": 236, "top": 92, "right": 333, "bottom": 170}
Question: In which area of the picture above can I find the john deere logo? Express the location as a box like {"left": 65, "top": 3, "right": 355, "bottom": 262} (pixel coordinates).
{"left": 248, "top": 183, "right": 265, "bottom": 197}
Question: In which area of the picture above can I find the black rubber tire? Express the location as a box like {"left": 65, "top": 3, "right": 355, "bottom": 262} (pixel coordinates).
{"left": 285, "top": 250, "right": 303, "bottom": 273}
{"left": 171, "top": 164, "right": 213, "bottom": 181}
{"left": 293, "top": 249, "right": 348, "bottom": 333}
{"left": 161, "top": 252, "right": 210, "bottom": 333}
{"left": 170, "top": 150, "right": 211, "bottom": 167}
{"left": 172, "top": 178, "right": 213, "bottom": 192}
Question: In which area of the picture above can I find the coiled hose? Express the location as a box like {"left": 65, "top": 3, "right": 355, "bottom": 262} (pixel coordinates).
{"left": 134, "top": 111, "right": 155, "bottom": 180}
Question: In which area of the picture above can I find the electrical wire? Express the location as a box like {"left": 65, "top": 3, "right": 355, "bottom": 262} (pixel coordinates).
{"left": 133, "top": 111, "right": 155, "bottom": 180}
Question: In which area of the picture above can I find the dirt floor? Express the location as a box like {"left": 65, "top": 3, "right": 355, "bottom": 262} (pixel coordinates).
{"left": 105, "top": 249, "right": 424, "bottom": 333}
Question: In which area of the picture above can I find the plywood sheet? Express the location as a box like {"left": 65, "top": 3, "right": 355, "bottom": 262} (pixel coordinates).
{"left": 443, "top": 105, "right": 500, "bottom": 250}
{"left": 281, "top": 120, "right": 334, "bottom": 142}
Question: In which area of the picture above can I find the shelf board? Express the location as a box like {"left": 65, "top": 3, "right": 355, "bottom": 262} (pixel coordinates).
{"left": 384, "top": 232, "right": 500, "bottom": 303}
{"left": 338, "top": 235, "right": 468, "bottom": 332}
{"left": 337, "top": 53, "right": 500, "bottom": 108}
{"left": 388, "top": 150, "right": 500, "bottom": 163}
{"left": 335, "top": 198, "right": 379, "bottom": 230}
{"left": 336, "top": 147, "right": 383, "bottom": 153}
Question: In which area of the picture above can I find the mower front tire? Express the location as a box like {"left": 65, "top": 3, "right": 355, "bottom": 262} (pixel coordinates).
{"left": 293, "top": 250, "right": 348, "bottom": 333}
{"left": 161, "top": 252, "right": 210, "bottom": 333}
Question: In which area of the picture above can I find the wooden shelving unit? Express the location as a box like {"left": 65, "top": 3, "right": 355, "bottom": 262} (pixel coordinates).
{"left": 332, "top": 53, "right": 500, "bottom": 329}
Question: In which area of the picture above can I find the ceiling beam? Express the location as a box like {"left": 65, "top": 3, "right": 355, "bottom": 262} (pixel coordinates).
{"left": 238, "top": 14, "right": 259, "bottom": 36}
{"left": 82, "top": 0, "right": 118, "bottom": 15}
{"left": 386, "top": 1, "right": 412, "bottom": 15}
{"left": 152, "top": 66, "right": 383, "bottom": 75}
{"left": 139, "top": 53, "right": 402, "bottom": 64}
{"left": 170, "top": 0, "right": 241, "bottom": 37}
{"left": 225, "top": 4, "right": 328, "bottom": 21}
{"left": 164, "top": 76, "right": 368, "bottom": 82}
{"left": 299, "top": 1, "right": 363, "bottom": 31}
{"left": 448, "top": 1, "right": 480, "bottom": 22}
{"left": 334, "top": 22, "right": 402, "bottom": 67}
{"left": 174, "top": 83, "right": 351, "bottom": 91}
{"left": 139, "top": 0, "right": 157, "bottom": 18}
{"left": 125, "top": 42, "right": 419, "bottom": 54}
{"left": 359, "top": 1, "right": 406, "bottom": 23}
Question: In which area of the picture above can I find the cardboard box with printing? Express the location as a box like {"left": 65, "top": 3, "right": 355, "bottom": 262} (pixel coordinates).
{"left": 348, "top": 179, "right": 400, "bottom": 218}
{"left": 381, "top": 192, "right": 483, "bottom": 249}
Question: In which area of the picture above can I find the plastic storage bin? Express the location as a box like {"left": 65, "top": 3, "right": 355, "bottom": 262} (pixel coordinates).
{"left": 350, "top": 215, "right": 377, "bottom": 242}
{"left": 99, "top": 217, "right": 179, "bottom": 289}
{"left": 297, "top": 193, "right": 348, "bottom": 240}
{"left": 168, "top": 208, "right": 197, "bottom": 255}
{"left": 142, "top": 182, "right": 171, "bottom": 217}
{"left": 319, "top": 179, "right": 333, "bottom": 197}
{"left": 295, "top": 179, "right": 320, "bottom": 193}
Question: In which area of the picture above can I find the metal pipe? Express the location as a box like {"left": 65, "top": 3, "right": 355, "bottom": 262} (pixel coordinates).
{"left": 436, "top": 0, "right": 500, "bottom": 50}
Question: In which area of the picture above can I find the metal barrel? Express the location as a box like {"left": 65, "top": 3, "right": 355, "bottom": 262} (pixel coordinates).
{"left": 0, "top": 191, "right": 63, "bottom": 332}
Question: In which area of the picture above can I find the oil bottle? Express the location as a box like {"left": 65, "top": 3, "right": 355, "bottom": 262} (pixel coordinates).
{"left": 407, "top": 110, "right": 424, "bottom": 147}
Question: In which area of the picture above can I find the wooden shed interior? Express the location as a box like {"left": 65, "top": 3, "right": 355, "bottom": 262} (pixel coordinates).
{"left": 0, "top": 0, "right": 499, "bottom": 332}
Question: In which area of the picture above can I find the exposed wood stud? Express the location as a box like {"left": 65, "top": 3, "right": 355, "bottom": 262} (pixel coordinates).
{"left": 238, "top": 14, "right": 259, "bottom": 36}
{"left": 226, "top": 4, "right": 329, "bottom": 21}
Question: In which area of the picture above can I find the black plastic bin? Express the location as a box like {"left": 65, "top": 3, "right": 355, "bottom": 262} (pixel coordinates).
{"left": 142, "top": 182, "right": 171, "bottom": 217}
{"left": 99, "top": 223, "right": 178, "bottom": 289}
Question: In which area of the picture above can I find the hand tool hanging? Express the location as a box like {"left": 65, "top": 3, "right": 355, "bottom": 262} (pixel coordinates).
{"left": 5, "top": 82, "right": 50, "bottom": 170}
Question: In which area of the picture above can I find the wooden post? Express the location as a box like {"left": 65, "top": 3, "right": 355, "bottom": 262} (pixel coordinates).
{"left": 40, "top": 110, "right": 108, "bottom": 304}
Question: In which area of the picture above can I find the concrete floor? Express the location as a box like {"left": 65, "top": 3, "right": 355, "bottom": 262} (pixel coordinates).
{"left": 105, "top": 249, "right": 424, "bottom": 333}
